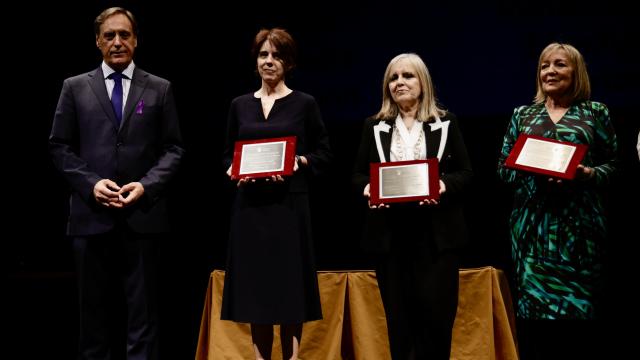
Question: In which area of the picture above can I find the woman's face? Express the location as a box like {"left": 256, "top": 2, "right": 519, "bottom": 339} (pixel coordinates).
{"left": 540, "top": 49, "right": 574, "bottom": 99}
{"left": 388, "top": 58, "right": 422, "bottom": 108}
{"left": 257, "top": 40, "right": 285, "bottom": 85}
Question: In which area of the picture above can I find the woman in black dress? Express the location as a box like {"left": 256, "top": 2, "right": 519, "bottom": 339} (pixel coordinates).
{"left": 221, "top": 28, "right": 331, "bottom": 360}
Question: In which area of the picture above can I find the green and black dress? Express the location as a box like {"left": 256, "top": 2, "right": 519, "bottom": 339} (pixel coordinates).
{"left": 497, "top": 101, "right": 618, "bottom": 320}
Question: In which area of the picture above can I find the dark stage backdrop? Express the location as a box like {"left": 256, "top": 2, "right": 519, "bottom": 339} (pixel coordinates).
{"left": 6, "top": 0, "right": 639, "bottom": 358}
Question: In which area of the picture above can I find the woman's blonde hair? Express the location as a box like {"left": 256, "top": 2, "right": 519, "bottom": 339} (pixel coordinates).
{"left": 373, "top": 53, "right": 445, "bottom": 121}
{"left": 534, "top": 43, "right": 591, "bottom": 104}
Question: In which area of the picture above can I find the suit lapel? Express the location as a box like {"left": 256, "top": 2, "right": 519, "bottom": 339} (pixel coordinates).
{"left": 381, "top": 120, "right": 393, "bottom": 162}
{"left": 122, "top": 68, "right": 148, "bottom": 128}
{"left": 373, "top": 119, "right": 393, "bottom": 162}
{"left": 425, "top": 121, "right": 441, "bottom": 159}
{"left": 88, "top": 67, "right": 119, "bottom": 129}
{"left": 426, "top": 117, "right": 450, "bottom": 161}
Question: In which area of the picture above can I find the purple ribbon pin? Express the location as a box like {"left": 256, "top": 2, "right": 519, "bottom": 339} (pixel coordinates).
{"left": 135, "top": 99, "right": 144, "bottom": 115}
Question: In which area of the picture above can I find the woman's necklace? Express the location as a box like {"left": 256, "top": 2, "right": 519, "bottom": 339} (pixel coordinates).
{"left": 393, "top": 123, "right": 425, "bottom": 160}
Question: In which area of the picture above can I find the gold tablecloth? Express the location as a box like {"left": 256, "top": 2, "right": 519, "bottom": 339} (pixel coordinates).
{"left": 195, "top": 267, "right": 518, "bottom": 360}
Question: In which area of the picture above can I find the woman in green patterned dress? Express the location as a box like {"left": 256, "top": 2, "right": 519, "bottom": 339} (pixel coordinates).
{"left": 498, "top": 43, "right": 618, "bottom": 359}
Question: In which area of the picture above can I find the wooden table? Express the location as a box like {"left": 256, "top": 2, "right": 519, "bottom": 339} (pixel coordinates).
{"left": 195, "top": 266, "right": 518, "bottom": 360}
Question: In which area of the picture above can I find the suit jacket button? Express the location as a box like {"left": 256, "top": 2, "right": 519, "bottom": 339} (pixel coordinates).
{"left": 116, "top": 142, "right": 122, "bottom": 147}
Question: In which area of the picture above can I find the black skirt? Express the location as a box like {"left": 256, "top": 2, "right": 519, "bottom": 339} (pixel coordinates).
{"left": 221, "top": 182, "right": 322, "bottom": 324}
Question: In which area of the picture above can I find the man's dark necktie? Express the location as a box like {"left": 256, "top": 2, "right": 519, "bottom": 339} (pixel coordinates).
{"left": 109, "top": 72, "right": 124, "bottom": 126}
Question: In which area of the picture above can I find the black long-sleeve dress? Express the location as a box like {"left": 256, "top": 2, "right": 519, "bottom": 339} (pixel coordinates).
{"left": 221, "top": 91, "right": 331, "bottom": 324}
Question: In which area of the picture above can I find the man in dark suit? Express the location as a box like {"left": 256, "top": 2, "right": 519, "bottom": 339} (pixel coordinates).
{"left": 49, "top": 7, "right": 184, "bottom": 360}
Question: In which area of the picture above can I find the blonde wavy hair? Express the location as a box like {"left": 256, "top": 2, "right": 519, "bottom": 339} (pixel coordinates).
{"left": 534, "top": 43, "right": 591, "bottom": 104}
{"left": 373, "top": 53, "right": 445, "bottom": 121}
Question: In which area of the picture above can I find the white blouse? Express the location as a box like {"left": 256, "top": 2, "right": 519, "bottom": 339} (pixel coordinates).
{"left": 637, "top": 131, "right": 640, "bottom": 160}
{"left": 390, "top": 115, "right": 426, "bottom": 161}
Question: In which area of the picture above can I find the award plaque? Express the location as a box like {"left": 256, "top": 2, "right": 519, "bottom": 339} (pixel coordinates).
{"left": 369, "top": 159, "right": 440, "bottom": 205}
{"left": 504, "top": 134, "right": 587, "bottom": 180}
{"left": 231, "top": 136, "right": 297, "bottom": 179}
